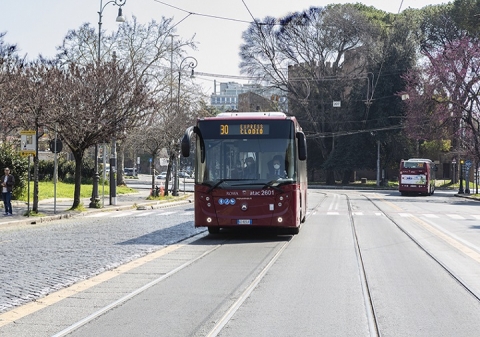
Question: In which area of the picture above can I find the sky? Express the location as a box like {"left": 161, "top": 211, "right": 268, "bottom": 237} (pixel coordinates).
{"left": 1, "top": 0, "right": 448, "bottom": 94}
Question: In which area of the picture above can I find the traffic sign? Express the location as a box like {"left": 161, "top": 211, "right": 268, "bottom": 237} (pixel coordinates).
{"left": 20, "top": 130, "right": 36, "bottom": 156}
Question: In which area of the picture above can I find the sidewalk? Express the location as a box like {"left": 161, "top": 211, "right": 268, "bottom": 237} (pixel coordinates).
{"left": 0, "top": 188, "right": 193, "bottom": 228}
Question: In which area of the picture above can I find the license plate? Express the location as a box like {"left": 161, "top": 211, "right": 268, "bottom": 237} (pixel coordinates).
{"left": 237, "top": 219, "right": 252, "bottom": 225}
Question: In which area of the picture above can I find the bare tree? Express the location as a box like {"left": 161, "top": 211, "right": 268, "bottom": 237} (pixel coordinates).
{"left": 134, "top": 122, "right": 166, "bottom": 194}
{"left": 0, "top": 32, "right": 24, "bottom": 141}
{"left": 9, "top": 60, "right": 58, "bottom": 213}
{"left": 46, "top": 60, "right": 153, "bottom": 209}
{"left": 57, "top": 18, "right": 197, "bottom": 186}
{"left": 239, "top": 5, "right": 382, "bottom": 183}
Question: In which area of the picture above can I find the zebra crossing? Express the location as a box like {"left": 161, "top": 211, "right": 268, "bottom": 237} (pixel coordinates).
{"left": 322, "top": 211, "right": 480, "bottom": 220}
{"left": 86, "top": 208, "right": 480, "bottom": 221}
{"left": 85, "top": 209, "right": 194, "bottom": 219}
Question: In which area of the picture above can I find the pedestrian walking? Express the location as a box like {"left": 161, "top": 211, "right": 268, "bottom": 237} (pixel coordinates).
{"left": 1, "top": 167, "right": 15, "bottom": 216}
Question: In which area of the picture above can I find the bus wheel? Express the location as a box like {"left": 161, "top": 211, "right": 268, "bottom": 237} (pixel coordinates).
{"left": 208, "top": 226, "right": 220, "bottom": 234}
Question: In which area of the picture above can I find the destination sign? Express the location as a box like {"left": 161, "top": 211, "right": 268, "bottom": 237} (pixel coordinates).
{"left": 219, "top": 123, "right": 269, "bottom": 136}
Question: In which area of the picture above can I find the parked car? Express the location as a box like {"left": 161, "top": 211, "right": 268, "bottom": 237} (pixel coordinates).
{"left": 157, "top": 172, "right": 168, "bottom": 180}
{"left": 124, "top": 167, "right": 136, "bottom": 176}
{"left": 178, "top": 171, "right": 191, "bottom": 178}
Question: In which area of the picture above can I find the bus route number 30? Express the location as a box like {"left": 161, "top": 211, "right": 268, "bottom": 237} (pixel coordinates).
{"left": 220, "top": 124, "right": 229, "bottom": 135}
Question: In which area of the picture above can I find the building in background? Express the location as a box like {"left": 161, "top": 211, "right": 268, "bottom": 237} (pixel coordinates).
{"left": 210, "top": 81, "right": 285, "bottom": 112}
{"left": 238, "top": 92, "right": 278, "bottom": 112}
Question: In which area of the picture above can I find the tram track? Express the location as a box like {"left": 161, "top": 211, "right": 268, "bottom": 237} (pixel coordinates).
{"left": 344, "top": 192, "right": 480, "bottom": 337}
{"left": 345, "top": 194, "right": 381, "bottom": 337}
{"left": 362, "top": 194, "right": 480, "bottom": 304}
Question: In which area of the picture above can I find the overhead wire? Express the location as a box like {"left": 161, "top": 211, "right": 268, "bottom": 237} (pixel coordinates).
{"left": 154, "top": 0, "right": 255, "bottom": 25}
{"left": 153, "top": 0, "right": 295, "bottom": 27}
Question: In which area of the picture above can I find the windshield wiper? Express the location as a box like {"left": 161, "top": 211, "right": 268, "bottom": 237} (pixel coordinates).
{"left": 206, "top": 179, "right": 227, "bottom": 194}
{"left": 262, "top": 180, "right": 283, "bottom": 192}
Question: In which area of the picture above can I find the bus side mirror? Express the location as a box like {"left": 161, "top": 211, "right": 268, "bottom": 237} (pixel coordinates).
{"left": 296, "top": 131, "right": 307, "bottom": 161}
{"left": 181, "top": 126, "right": 194, "bottom": 157}
{"left": 181, "top": 126, "right": 205, "bottom": 163}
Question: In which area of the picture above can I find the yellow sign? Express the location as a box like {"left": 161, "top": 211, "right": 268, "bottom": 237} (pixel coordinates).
{"left": 20, "top": 130, "right": 36, "bottom": 156}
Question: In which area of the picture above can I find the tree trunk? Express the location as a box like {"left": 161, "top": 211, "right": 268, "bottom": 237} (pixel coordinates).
{"left": 33, "top": 155, "right": 39, "bottom": 213}
{"left": 33, "top": 123, "right": 40, "bottom": 213}
{"left": 117, "top": 142, "right": 125, "bottom": 186}
{"left": 342, "top": 170, "right": 352, "bottom": 185}
{"left": 71, "top": 149, "right": 84, "bottom": 209}
{"left": 326, "top": 170, "right": 335, "bottom": 185}
{"left": 164, "top": 152, "right": 175, "bottom": 196}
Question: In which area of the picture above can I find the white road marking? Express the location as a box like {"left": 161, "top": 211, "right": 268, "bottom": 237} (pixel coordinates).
{"left": 156, "top": 211, "right": 177, "bottom": 216}
{"left": 85, "top": 213, "right": 110, "bottom": 218}
{"left": 446, "top": 214, "right": 464, "bottom": 220}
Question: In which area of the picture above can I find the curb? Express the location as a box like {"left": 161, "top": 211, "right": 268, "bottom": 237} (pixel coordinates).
{"left": 0, "top": 213, "right": 76, "bottom": 227}
{"left": 0, "top": 197, "right": 194, "bottom": 228}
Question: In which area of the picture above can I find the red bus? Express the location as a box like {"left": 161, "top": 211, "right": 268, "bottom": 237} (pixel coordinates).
{"left": 399, "top": 158, "right": 436, "bottom": 196}
{"left": 181, "top": 112, "right": 307, "bottom": 234}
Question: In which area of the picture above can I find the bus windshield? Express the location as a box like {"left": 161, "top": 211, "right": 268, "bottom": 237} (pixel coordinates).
{"left": 196, "top": 119, "right": 296, "bottom": 188}
{"left": 402, "top": 161, "right": 426, "bottom": 169}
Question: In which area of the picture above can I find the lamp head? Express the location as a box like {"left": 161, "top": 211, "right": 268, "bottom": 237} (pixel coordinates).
{"left": 116, "top": 8, "right": 125, "bottom": 22}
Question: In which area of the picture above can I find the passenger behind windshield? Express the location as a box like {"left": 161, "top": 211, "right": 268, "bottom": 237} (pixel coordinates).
{"left": 231, "top": 161, "right": 244, "bottom": 179}
{"left": 243, "top": 157, "right": 257, "bottom": 179}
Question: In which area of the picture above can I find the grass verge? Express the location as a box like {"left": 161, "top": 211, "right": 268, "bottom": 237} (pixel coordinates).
{"left": 16, "top": 181, "right": 136, "bottom": 202}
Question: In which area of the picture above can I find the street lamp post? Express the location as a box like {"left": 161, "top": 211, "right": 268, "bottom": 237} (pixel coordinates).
{"left": 90, "top": 0, "right": 126, "bottom": 208}
{"left": 459, "top": 159, "right": 465, "bottom": 194}
{"left": 173, "top": 56, "right": 197, "bottom": 196}
{"left": 451, "top": 159, "right": 456, "bottom": 184}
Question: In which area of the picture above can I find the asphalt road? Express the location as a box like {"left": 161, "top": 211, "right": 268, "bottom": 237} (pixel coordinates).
{"left": 2, "top": 189, "right": 480, "bottom": 336}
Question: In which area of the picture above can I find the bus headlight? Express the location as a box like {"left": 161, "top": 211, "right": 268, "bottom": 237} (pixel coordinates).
{"left": 277, "top": 217, "right": 283, "bottom": 223}
{"left": 206, "top": 217, "right": 212, "bottom": 223}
